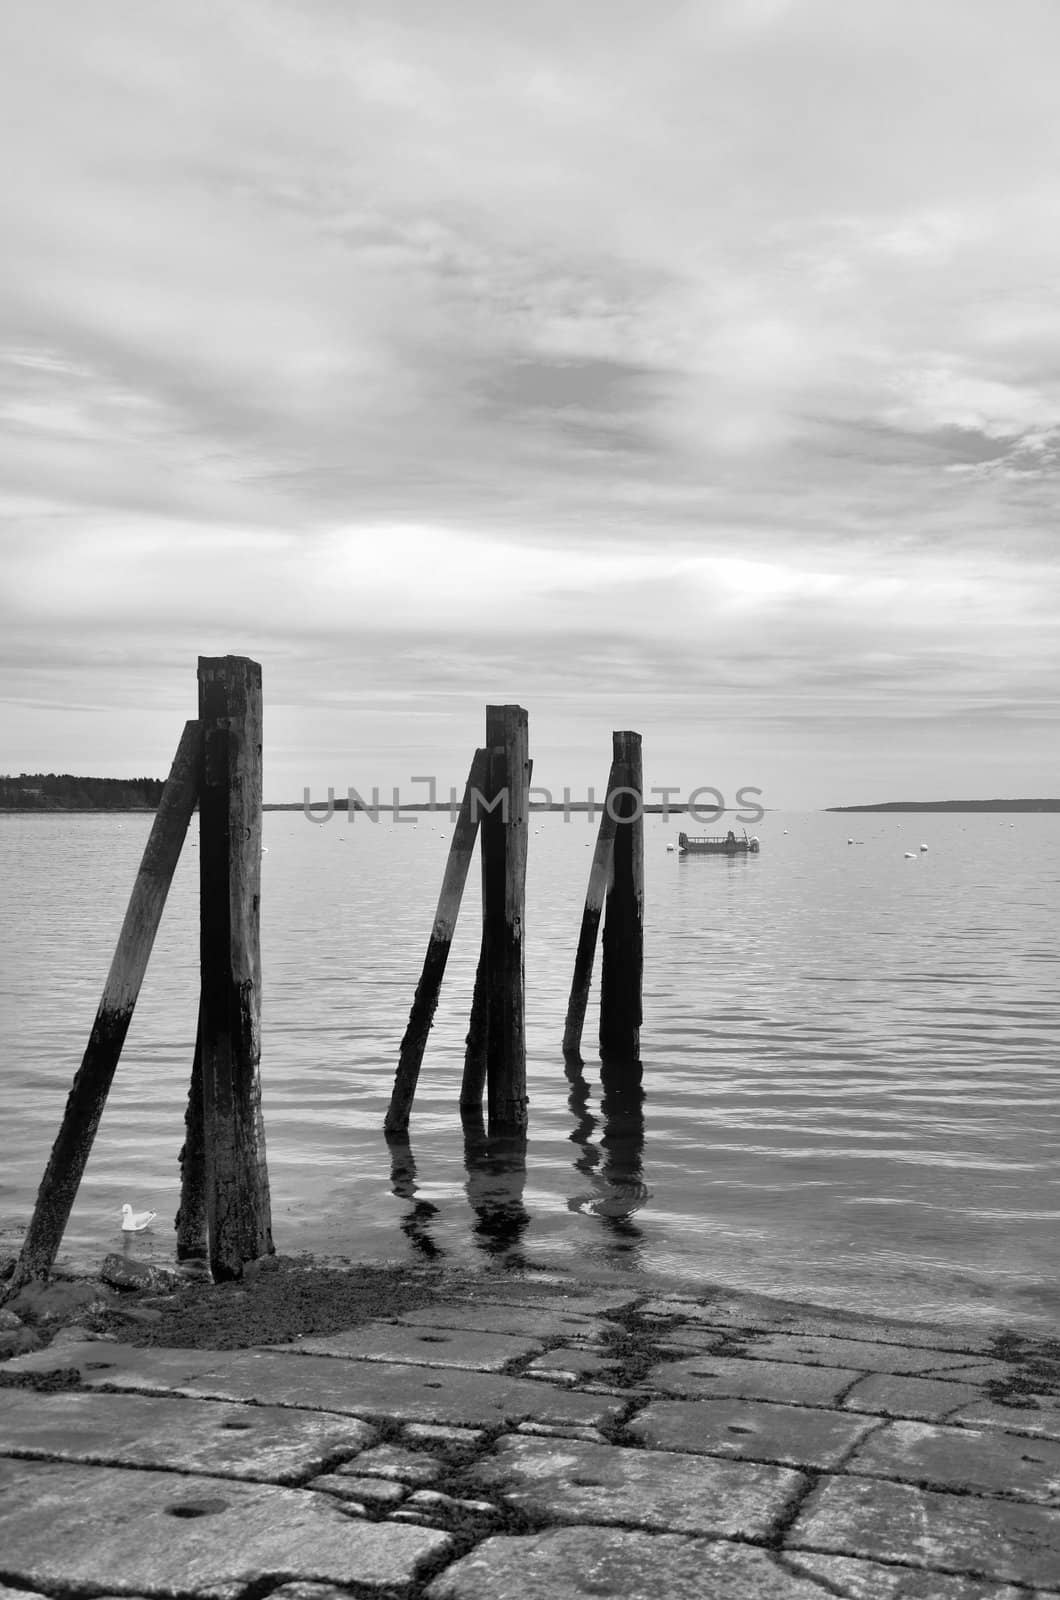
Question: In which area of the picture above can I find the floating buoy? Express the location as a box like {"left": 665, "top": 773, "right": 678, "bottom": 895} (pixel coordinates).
{"left": 919, "top": 843, "right": 928, "bottom": 852}
{"left": 904, "top": 851, "right": 916, "bottom": 859}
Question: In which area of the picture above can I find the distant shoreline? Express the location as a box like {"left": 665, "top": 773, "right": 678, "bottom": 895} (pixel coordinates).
{"left": 825, "top": 799, "right": 1059, "bottom": 813}
{"left": 3, "top": 797, "right": 1057, "bottom": 816}
{"left": 263, "top": 801, "right": 767, "bottom": 815}
{"left": 0, "top": 805, "right": 160, "bottom": 815}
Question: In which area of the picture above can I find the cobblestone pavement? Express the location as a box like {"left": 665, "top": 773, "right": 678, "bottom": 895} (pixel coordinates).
{"left": 2, "top": 1276, "right": 1059, "bottom": 1598}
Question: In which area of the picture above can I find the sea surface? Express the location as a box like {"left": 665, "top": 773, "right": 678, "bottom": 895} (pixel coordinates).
{"left": 2, "top": 808, "right": 1058, "bottom": 1331}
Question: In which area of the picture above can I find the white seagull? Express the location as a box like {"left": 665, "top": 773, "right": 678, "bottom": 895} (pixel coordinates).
{"left": 121, "top": 1203, "right": 157, "bottom": 1232}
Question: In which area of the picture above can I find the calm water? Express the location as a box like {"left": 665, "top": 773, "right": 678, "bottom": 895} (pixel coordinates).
{"left": 2, "top": 809, "right": 1058, "bottom": 1331}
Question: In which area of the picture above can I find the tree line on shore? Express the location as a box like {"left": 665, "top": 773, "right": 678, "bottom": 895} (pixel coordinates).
{"left": 0, "top": 772, "right": 165, "bottom": 810}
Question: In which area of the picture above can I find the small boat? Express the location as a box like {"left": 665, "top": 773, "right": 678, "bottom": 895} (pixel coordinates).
{"left": 677, "top": 829, "right": 760, "bottom": 855}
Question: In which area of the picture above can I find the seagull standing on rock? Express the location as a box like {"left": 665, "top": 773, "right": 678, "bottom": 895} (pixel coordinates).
{"left": 121, "top": 1203, "right": 157, "bottom": 1232}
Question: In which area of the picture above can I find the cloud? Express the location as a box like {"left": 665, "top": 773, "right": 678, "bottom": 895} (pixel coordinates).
{"left": 1, "top": 0, "right": 1058, "bottom": 800}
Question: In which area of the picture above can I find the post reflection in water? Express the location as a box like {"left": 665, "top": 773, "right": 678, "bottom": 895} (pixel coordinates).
{"left": 565, "top": 1052, "right": 649, "bottom": 1267}
{"left": 461, "top": 1111, "right": 530, "bottom": 1263}
{"left": 386, "top": 1133, "right": 444, "bottom": 1260}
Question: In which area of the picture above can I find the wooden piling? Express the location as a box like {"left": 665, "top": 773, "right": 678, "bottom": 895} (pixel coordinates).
{"left": 599, "top": 730, "right": 644, "bottom": 1061}
{"left": 460, "top": 863, "right": 490, "bottom": 1119}
{"left": 175, "top": 1007, "right": 207, "bottom": 1260}
{"left": 460, "top": 835, "right": 490, "bottom": 1118}
{"left": 460, "top": 709, "right": 530, "bottom": 1129}
{"left": 562, "top": 757, "right": 621, "bottom": 1061}
{"left": 8, "top": 720, "right": 202, "bottom": 1291}
{"left": 485, "top": 706, "right": 529, "bottom": 1131}
{"left": 385, "top": 748, "right": 488, "bottom": 1134}
{"left": 197, "top": 655, "right": 273, "bottom": 1281}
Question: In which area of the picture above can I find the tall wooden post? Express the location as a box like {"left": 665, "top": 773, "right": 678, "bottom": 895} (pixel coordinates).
{"left": 197, "top": 655, "right": 273, "bottom": 1280}
{"left": 487, "top": 706, "right": 529, "bottom": 1130}
{"left": 460, "top": 855, "right": 489, "bottom": 1117}
{"left": 175, "top": 1008, "right": 207, "bottom": 1260}
{"left": 599, "top": 730, "right": 644, "bottom": 1061}
{"left": 462, "top": 707, "right": 529, "bottom": 1131}
{"left": 7, "top": 720, "right": 202, "bottom": 1291}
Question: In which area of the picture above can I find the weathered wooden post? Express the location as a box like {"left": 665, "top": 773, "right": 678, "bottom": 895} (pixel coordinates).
{"left": 463, "top": 706, "right": 529, "bottom": 1132}
{"left": 385, "top": 748, "right": 488, "bottom": 1135}
{"left": 7, "top": 720, "right": 202, "bottom": 1291}
{"left": 562, "top": 757, "right": 621, "bottom": 1060}
{"left": 175, "top": 1009, "right": 207, "bottom": 1260}
{"left": 599, "top": 730, "right": 644, "bottom": 1061}
{"left": 459, "top": 861, "right": 489, "bottom": 1118}
{"left": 197, "top": 655, "right": 273, "bottom": 1280}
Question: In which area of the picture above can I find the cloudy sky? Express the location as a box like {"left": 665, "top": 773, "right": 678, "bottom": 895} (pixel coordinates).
{"left": 2, "top": 0, "right": 1058, "bottom": 807}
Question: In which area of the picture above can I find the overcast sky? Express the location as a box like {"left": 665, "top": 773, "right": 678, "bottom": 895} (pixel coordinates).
{"left": 2, "top": 0, "right": 1058, "bottom": 807}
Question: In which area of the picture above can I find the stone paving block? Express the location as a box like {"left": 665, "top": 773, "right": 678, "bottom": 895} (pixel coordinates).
{"left": 0, "top": 1388, "right": 376, "bottom": 1484}
{"left": 427, "top": 1525, "right": 837, "bottom": 1599}
{"left": 404, "top": 1423, "right": 488, "bottom": 1449}
{"left": 717, "top": 1331, "right": 1012, "bottom": 1379}
{"left": 268, "top": 1587, "right": 356, "bottom": 1600}
{"left": 524, "top": 1345, "right": 620, "bottom": 1383}
{"left": 475, "top": 1435, "right": 802, "bottom": 1539}
{"left": 0, "top": 1458, "right": 450, "bottom": 1598}
{"left": 783, "top": 1551, "right": 1054, "bottom": 1599}
{"left": 309, "top": 1475, "right": 407, "bottom": 1506}
{"left": 404, "top": 1489, "right": 501, "bottom": 1518}
{"left": 467, "top": 1288, "right": 639, "bottom": 1316}
{"left": 398, "top": 1303, "right": 598, "bottom": 1340}
{"left": 341, "top": 1445, "right": 443, "bottom": 1484}
{"left": 1, "top": 1338, "right": 216, "bottom": 1389}
{"left": 639, "top": 1296, "right": 996, "bottom": 1353}
{"left": 848, "top": 1418, "right": 1060, "bottom": 1504}
{"left": 841, "top": 1372, "right": 983, "bottom": 1419}
{"left": 649, "top": 1353, "right": 860, "bottom": 1406}
{"left": 950, "top": 1398, "right": 1060, "bottom": 1441}
{"left": 80, "top": 1349, "right": 626, "bottom": 1430}
{"left": 629, "top": 1397, "right": 877, "bottom": 1469}
{"left": 788, "top": 1473, "right": 1060, "bottom": 1589}
{"left": 274, "top": 1322, "right": 543, "bottom": 1369}
{"left": 516, "top": 1422, "right": 608, "bottom": 1443}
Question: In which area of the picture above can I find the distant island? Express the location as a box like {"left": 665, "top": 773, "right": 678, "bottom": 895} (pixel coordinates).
{"left": 0, "top": 772, "right": 165, "bottom": 811}
{"left": 826, "top": 799, "right": 1059, "bottom": 813}
{"left": 264, "top": 800, "right": 765, "bottom": 815}
{"left": 6, "top": 775, "right": 1056, "bottom": 817}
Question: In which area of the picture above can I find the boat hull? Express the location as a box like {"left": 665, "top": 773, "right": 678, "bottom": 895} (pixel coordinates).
{"left": 677, "top": 831, "right": 760, "bottom": 855}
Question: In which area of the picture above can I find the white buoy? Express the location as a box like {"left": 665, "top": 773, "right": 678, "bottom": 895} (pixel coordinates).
{"left": 121, "top": 1204, "right": 157, "bottom": 1233}
{"left": 919, "top": 843, "right": 928, "bottom": 852}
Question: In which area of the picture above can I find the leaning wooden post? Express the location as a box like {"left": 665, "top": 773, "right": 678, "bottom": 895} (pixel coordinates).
{"left": 197, "top": 655, "right": 273, "bottom": 1281}
{"left": 599, "top": 730, "right": 644, "bottom": 1062}
{"left": 485, "top": 705, "right": 530, "bottom": 1131}
{"left": 385, "top": 747, "right": 488, "bottom": 1135}
{"left": 7, "top": 721, "right": 202, "bottom": 1292}
{"left": 460, "top": 826, "right": 491, "bottom": 1118}
{"left": 562, "top": 757, "right": 622, "bottom": 1060}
